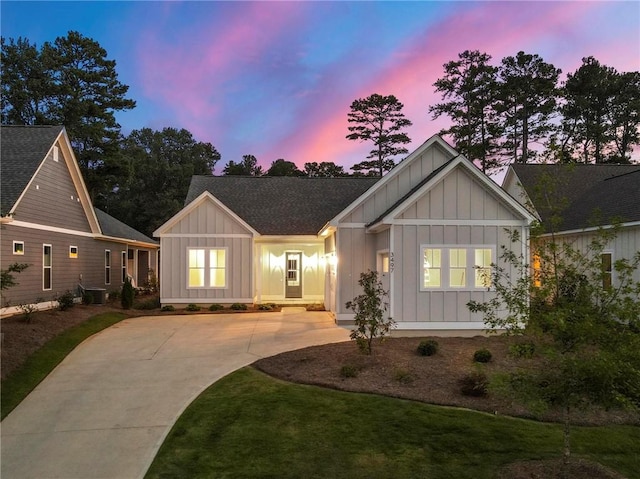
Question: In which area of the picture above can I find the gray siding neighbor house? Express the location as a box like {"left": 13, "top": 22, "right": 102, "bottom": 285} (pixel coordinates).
{"left": 1, "top": 125, "right": 159, "bottom": 315}
{"left": 155, "top": 135, "right": 535, "bottom": 331}
{"left": 503, "top": 163, "right": 640, "bottom": 287}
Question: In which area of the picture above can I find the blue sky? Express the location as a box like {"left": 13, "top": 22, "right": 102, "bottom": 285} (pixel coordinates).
{"left": 2, "top": 1, "right": 639, "bottom": 173}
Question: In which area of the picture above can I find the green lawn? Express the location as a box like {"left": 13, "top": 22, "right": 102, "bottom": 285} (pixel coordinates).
{"left": 146, "top": 368, "right": 640, "bottom": 479}
{"left": 1, "top": 311, "right": 128, "bottom": 419}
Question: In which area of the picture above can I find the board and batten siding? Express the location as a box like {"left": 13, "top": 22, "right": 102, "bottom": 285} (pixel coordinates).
{"left": 158, "top": 197, "right": 254, "bottom": 304}
{"left": 0, "top": 224, "right": 131, "bottom": 306}
{"left": 12, "top": 145, "right": 92, "bottom": 233}
{"left": 341, "top": 143, "right": 454, "bottom": 224}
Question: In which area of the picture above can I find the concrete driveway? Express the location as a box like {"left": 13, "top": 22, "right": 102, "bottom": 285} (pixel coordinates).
{"left": 1, "top": 308, "right": 350, "bottom": 479}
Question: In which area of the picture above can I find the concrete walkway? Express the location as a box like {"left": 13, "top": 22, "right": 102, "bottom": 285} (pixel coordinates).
{"left": 1, "top": 308, "right": 350, "bottom": 479}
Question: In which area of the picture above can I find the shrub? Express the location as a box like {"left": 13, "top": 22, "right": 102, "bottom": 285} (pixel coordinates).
{"left": 161, "top": 305, "right": 175, "bottom": 312}
{"left": 82, "top": 292, "right": 94, "bottom": 305}
{"left": 18, "top": 303, "right": 37, "bottom": 323}
{"left": 417, "top": 339, "right": 439, "bottom": 356}
{"left": 473, "top": 348, "right": 492, "bottom": 363}
{"left": 209, "top": 304, "right": 224, "bottom": 311}
{"left": 509, "top": 342, "right": 535, "bottom": 359}
{"left": 108, "top": 289, "right": 121, "bottom": 301}
{"left": 57, "top": 291, "right": 75, "bottom": 311}
{"left": 135, "top": 297, "right": 160, "bottom": 310}
{"left": 230, "top": 303, "right": 247, "bottom": 311}
{"left": 393, "top": 368, "right": 414, "bottom": 385}
{"left": 121, "top": 277, "right": 135, "bottom": 310}
{"left": 257, "top": 304, "right": 273, "bottom": 311}
{"left": 460, "top": 371, "right": 489, "bottom": 397}
{"left": 185, "top": 303, "right": 201, "bottom": 312}
{"left": 340, "top": 364, "right": 359, "bottom": 378}
{"left": 345, "top": 270, "right": 395, "bottom": 355}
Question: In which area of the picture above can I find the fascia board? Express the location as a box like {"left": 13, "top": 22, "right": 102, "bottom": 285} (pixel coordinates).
{"left": 328, "top": 135, "right": 457, "bottom": 227}
{"left": 94, "top": 235, "right": 159, "bottom": 249}
{"left": 153, "top": 191, "right": 260, "bottom": 237}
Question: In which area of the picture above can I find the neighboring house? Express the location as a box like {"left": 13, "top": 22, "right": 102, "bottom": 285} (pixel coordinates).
{"left": 1, "top": 125, "right": 159, "bottom": 313}
{"left": 503, "top": 163, "right": 640, "bottom": 286}
{"left": 155, "top": 135, "right": 535, "bottom": 331}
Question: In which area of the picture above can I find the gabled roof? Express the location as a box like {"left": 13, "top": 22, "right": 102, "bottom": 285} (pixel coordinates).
{"left": 367, "top": 155, "right": 536, "bottom": 230}
{"left": 1, "top": 125, "right": 65, "bottom": 215}
{"left": 184, "top": 176, "right": 379, "bottom": 235}
{"left": 509, "top": 164, "right": 640, "bottom": 231}
{"left": 95, "top": 208, "right": 158, "bottom": 246}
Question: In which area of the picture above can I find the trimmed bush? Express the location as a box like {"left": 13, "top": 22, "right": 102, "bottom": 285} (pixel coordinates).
{"left": 417, "top": 339, "right": 439, "bottom": 356}
{"left": 121, "top": 277, "right": 135, "bottom": 310}
{"left": 473, "top": 348, "right": 492, "bottom": 363}
{"left": 161, "top": 305, "right": 175, "bottom": 312}
{"left": 57, "top": 290, "right": 75, "bottom": 311}
{"left": 257, "top": 304, "right": 273, "bottom": 311}
{"left": 185, "top": 303, "right": 201, "bottom": 312}
{"left": 209, "top": 304, "right": 224, "bottom": 311}
{"left": 460, "top": 371, "right": 489, "bottom": 397}
{"left": 134, "top": 297, "right": 160, "bottom": 310}
{"left": 82, "top": 291, "right": 94, "bottom": 305}
{"left": 393, "top": 368, "right": 414, "bottom": 385}
{"left": 509, "top": 342, "right": 535, "bottom": 359}
{"left": 230, "top": 303, "right": 248, "bottom": 311}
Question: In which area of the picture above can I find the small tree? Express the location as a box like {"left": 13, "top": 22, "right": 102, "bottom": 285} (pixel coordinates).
{"left": 121, "top": 277, "right": 135, "bottom": 309}
{"left": 1, "top": 263, "right": 29, "bottom": 292}
{"left": 345, "top": 270, "right": 395, "bottom": 354}
{"left": 468, "top": 227, "right": 640, "bottom": 478}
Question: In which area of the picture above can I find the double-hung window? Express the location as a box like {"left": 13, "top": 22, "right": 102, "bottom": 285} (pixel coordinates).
{"left": 43, "top": 244, "right": 52, "bottom": 290}
{"left": 421, "top": 245, "right": 494, "bottom": 291}
{"left": 105, "top": 250, "right": 111, "bottom": 285}
{"left": 188, "top": 248, "right": 227, "bottom": 288}
{"left": 601, "top": 252, "right": 613, "bottom": 290}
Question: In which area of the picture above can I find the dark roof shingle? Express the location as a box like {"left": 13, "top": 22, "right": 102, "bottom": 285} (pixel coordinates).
{"left": 1, "top": 125, "right": 64, "bottom": 214}
{"left": 95, "top": 208, "right": 158, "bottom": 245}
{"left": 511, "top": 164, "right": 640, "bottom": 230}
{"left": 186, "top": 176, "right": 380, "bottom": 235}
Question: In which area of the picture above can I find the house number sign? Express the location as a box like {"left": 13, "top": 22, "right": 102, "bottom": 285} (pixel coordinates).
{"left": 389, "top": 252, "right": 394, "bottom": 272}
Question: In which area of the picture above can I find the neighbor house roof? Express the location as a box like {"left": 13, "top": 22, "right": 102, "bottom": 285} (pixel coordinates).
{"left": 95, "top": 208, "right": 158, "bottom": 245}
{"left": 510, "top": 164, "right": 640, "bottom": 231}
{"left": 1, "top": 125, "right": 65, "bottom": 215}
{"left": 185, "top": 175, "right": 380, "bottom": 235}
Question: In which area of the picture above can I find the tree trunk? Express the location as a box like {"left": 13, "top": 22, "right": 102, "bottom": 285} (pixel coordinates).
{"left": 562, "top": 404, "right": 571, "bottom": 479}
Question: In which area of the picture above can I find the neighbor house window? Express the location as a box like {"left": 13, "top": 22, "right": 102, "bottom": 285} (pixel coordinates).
{"left": 105, "top": 250, "right": 111, "bottom": 285}
{"left": 43, "top": 244, "right": 52, "bottom": 290}
{"left": 187, "top": 248, "right": 227, "bottom": 288}
{"left": 122, "top": 251, "right": 127, "bottom": 283}
{"left": 13, "top": 241, "right": 24, "bottom": 255}
{"left": 601, "top": 252, "right": 613, "bottom": 290}
{"left": 421, "top": 246, "right": 494, "bottom": 291}
{"left": 69, "top": 246, "right": 78, "bottom": 258}
{"left": 532, "top": 253, "right": 542, "bottom": 288}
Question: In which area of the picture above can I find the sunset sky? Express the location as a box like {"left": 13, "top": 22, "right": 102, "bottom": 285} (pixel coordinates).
{"left": 2, "top": 1, "right": 639, "bottom": 174}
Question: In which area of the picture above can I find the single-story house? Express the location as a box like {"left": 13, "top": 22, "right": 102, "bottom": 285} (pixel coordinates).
{"left": 155, "top": 135, "right": 536, "bottom": 331}
{"left": 1, "top": 125, "right": 159, "bottom": 314}
{"left": 503, "top": 163, "right": 640, "bottom": 287}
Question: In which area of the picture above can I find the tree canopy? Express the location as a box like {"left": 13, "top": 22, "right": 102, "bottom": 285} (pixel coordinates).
{"left": 223, "top": 155, "right": 264, "bottom": 176}
{"left": 266, "top": 159, "right": 302, "bottom": 176}
{"left": 303, "top": 162, "right": 348, "bottom": 177}
{"left": 346, "top": 93, "right": 413, "bottom": 176}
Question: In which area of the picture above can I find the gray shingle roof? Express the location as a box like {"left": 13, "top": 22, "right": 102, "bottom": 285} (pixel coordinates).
{"left": 186, "top": 176, "right": 380, "bottom": 235}
{"left": 511, "top": 164, "right": 640, "bottom": 231}
{"left": 95, "top": 208, "right": 158, "bottom": 245}
{"left": 1, "top": 125, "right": 64, "bottom": 215}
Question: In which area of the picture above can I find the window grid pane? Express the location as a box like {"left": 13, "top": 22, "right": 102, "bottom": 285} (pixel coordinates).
{"left": 209, "top": 249, "right": 226, "bottom": 287}
{"left": 423, "top": 248, "right": 441, "bottom": 288}
{"left": 449, "top": 249, "right": 466, "bottom": 287}
{"left": 474, "top": 248, "right": 492, "bottom": 288}
{"left": 188, "top": 249, "right": 205, "bottom": 287}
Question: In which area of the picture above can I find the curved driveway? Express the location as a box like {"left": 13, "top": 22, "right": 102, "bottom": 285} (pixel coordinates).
{"left": 1, "top": 308, "right": 350, "bottom": 479}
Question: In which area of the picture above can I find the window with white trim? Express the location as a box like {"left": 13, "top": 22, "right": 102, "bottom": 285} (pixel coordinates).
{"left": 13, "top": 241, "right": 24, "bottom": 255}
{"left": 69, "top": 246, "right": 78, "bottom": 258}
{"left": 105, "top": 250, "right": 111, "bottom": 285}
{"left": 43, "top": 244, "right": 52, "bottom": 290}
{"left": 601, "top": 252, "right": 613, "bottom": 290}
{"left": 188, "top": 248, "right": 227, "bottom": 288}
{"left": 122, "top": 251, "right": 127, "bottom": 283}
{"left": 420, "top": 246, "right": 494, "bottom": 291}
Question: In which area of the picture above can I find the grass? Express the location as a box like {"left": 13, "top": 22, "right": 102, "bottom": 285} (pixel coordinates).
{"left": 146, "top": 368, "right": 640, "bottom": 479}
{"left": 1, "top": 311, "right": 128, "bottom": 419}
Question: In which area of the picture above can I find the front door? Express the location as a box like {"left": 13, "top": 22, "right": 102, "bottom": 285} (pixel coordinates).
{"left": 285, "top": 252, "right": 302, "bottom": 298}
